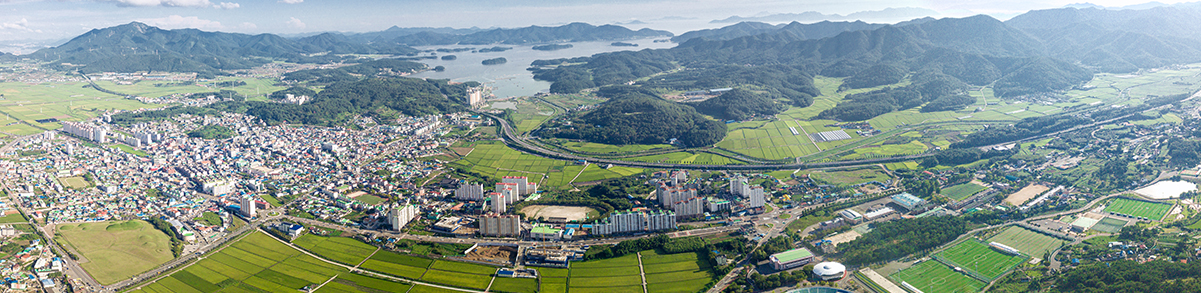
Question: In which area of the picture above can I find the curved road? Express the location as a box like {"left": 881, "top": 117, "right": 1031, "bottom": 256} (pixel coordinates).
{"left": 480, "top": 112, "right": 931, "bottom": 171}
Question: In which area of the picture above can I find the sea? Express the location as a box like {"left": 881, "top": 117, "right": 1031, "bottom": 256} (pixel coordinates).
{"left": 408, "top": 38, "right": 676, "bottom": 98}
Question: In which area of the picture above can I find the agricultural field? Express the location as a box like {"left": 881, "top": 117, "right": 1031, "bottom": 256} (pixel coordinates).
{"left": 890, "top": 260, "right": 986, "bottom": 293}
{"left": 936, "top": 240, "right": 1027, "bottom": 281}
{"left": 92, "top": 76, "right": 287, "bottom": 100}
{"left": 490, "top": 277, "right": 538, "bottom": 293}
{"left": 621, "top": 151, "right": 745, "bottom": 165}
{"left": 0, "top": 82, "right": 155, "bottom": 129}
{"left": 552, "top": 140, "right": 673, "bottom": 154}
{"left": 292, "top": 234, "right": 377, "bottom": 266}
{"left": 1103, "top": 197, "right": 1173, "bottom": 221}
{"left": 1091, "top": 217, "right": 1129, "bottom": 233}
{"left": 641, "top": 251, "right": 714, "bottom": 293}
{"left": 448, "top": 141, "right": 640, "bottom": 187}
{"left": 803, "top": 166, "right": 891, "bottom": 186}
{"left": 57, "top": 220, "right": 174, "bottom": 285}
{"left": 126, "top": 231, "right": 412, "bottom": 293}
{"left": 942, "top": 183, "right": 989, "bottom": 201}
{"left": 359, "top": 250, "right": 434, "bottom": 280}
{"left": 568, "top": 253, "right": 643, "bottom": 292}
{"left": 493, "top": 98, "right": 557, "bottom": 134}
{"left": 987, "top": 226, "right": 1070, "bottom": 258}
{"left": 714, "top": 119, "right": 824, "bottom": 160}
{"left": 0, "top": 212, "right": 25, "bottom": 224}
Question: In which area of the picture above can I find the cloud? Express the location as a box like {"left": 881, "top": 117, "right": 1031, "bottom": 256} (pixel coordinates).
{"left": 101, "top": 0, "right": 242, "bottom": 9}
{"left": 239, "top": 22, "right": 257, "bottom": 29}
{"left": 139, "top": 15, "right": 223, "bottom": 29}
{"left": 0, "top": 18, "right": 30, "bottom": 31}
{"left": 277, "top": 0, "right": 303, "bottom": 3}
{"left": 286, "top": 17, "right": 305, "bottom": 29}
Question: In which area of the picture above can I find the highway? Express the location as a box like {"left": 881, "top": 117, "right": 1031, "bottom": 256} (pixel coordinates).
{"left": 480, "top": 111, "right": 932, "bottom": 171}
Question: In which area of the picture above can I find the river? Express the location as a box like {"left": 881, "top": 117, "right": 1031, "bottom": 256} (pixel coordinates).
{"left": 409, "top": 38, "right": 676, "bottom": 98}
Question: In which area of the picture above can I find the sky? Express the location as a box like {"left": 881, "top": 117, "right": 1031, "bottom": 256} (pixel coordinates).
{"left": 0, "top": 0, "right": 1195, "bottom": 50}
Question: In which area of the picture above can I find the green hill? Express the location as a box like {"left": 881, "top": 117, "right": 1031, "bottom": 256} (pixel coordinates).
{"left": 537, "top": 86, "right": 726, "bottom": 148}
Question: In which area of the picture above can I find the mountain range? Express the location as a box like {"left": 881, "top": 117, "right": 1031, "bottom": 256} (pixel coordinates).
{"left": 710, "top": 7, "right": 940, "bottom": 24}
{"left": 22, "top": 22, "right": 671, "bottom": 77}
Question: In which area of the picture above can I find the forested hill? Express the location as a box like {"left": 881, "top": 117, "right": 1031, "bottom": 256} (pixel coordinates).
{"left": 670, "top": 20, "right": 887, "bottom": 43}
{"left": 1005, "top": 6, "right": 1201, "bottom": 72}
{"left": 391, "top": 23, "right": 673, "bottom": 46}
{"left": 534, "top": 86, "right": 727, "bottom": 148}
{"left": 25, "top": 22, "right": 419, "bottom": 77}
{"left": 534, "top": 15, "right": 1088, "bottom": 100}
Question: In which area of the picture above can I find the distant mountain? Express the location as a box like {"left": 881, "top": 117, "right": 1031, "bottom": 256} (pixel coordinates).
{"left": 391, "top": 23, "right": 672, "bottom": 46}
{"left": 26, "top": 22, "right": 419, "bottom": 76}
{"left": 711, "top": 7, "right": 939, "bottom": 24}
{"left": 343, "top": 26, "right": 485, "bottom": 43}
{"left": 1006, "top": 7, "right": 1201, "bottom": 72}
{"left": 672, "top": 20, "right": 887, "bottom": 43}
{"left": 1064, "top": 1, "right": 1201, "bottom": 10}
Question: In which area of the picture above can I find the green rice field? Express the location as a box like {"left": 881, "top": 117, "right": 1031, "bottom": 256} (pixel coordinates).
{"left": 890, "top": 260, "right": 986, "bottom": 293}
{"left": 803, "top": 167, "right": 891, "bottom": 186}
{"left": 125, "top": 231, "right": 412, "bottom": 293}
{"left": 1103, "top": 197, "right": 1173, "bottom": 221}
{"left": 936, "top": 240, "right": 1027, "bottom": 281}
{"left": 987, "top": 226, "right": 1069, "bottom": 258}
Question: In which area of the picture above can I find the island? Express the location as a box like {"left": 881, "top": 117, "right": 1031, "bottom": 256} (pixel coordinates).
{"left": 532, "top": 44, "right": 574, "bottom": 51}
{"left": 610, "top": 42, "right": 638, "bottom": 47}
{"left": 481, "top": 57, "right": 507, "bottom": 65}
{"left": 476, "top": 46, "right": 512, "bottom": 53}
{"left": 440, "top": 55, "right": 456, "bottom": 60}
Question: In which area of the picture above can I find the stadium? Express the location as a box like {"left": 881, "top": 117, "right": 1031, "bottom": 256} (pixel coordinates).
{"left": 812, "top": 262, "right": 846, "bottom": 281}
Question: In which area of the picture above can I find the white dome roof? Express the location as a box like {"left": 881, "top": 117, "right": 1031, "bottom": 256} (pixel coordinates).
{"left": 812, "top": 262, "right": 846, "bottom": 276}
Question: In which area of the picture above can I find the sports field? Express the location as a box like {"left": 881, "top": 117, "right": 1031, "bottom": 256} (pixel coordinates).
{"left": 890, "top": 260, "right": 986, "bottom": 293}
{"left": 59, "top": 176, "right": 90, "bottom": 189}
{"left": 943, "top": 183, "right": 988, "bottom": 201}
{"left": 987, "top": 226, "right": 1069, "bottom": 259}
{"left": 126, "top": 231, "right": 412, "bottom": 293}
{"left": 936, "top": 240, "right": 1026, "bottom": 281}
{"left": 57, "top": 220, "right": 174, "bottom": 285}
{"left": 1103, "top": 197, "right": 1173, "bottom": 220}
{"left": 1091, "top": 217, "right": 1129, "bottom": 233}
{"left": 448, "top": 141, "right": 642, "bottom": 187}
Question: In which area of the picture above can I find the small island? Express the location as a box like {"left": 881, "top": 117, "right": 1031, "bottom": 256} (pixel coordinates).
{"left": 440, "top": 55, "right": 456, "bottom": 60}
{"left": 532, "top": 44, "right": 573, "bottom": 51}
{"left": 481, "top": 57, "right": 507, "bottom": 65}
{"left": 610, "top": 42, "right": 638, "bottom": 47}
{"left": 476, "top": 46, "right": 512, "bottom": 53}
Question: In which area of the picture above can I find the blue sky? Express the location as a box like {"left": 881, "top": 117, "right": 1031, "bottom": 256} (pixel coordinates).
{"left": 0, "top": 0, "right": 1192, "bottom": 44}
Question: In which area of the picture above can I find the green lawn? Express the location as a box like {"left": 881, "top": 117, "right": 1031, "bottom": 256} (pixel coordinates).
{"left": 57, "top": 220, "right": 174, "bottom": 285}
{"left": 1103, "top": 197, "right": 1173, "bottom": 221}
{"left": 890, "top": 260, "right": 986, "bottom": 293}
{"left": 987, "top": 226, "right": 1069, "bottom": 258}
{"left": 942, "top": 183, "right": 988, "bottom": 201}
{"left": 936, "top": 240, "right": 1027, "bottom": 281}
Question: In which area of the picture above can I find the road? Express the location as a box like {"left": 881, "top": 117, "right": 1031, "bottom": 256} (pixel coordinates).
{"left": 481, "top": 111, "right": 932, "bottom": 171}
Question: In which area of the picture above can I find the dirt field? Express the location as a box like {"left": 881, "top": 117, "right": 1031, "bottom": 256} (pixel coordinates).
{"left": 464, "top": 245, "right": 516, "bottom": 264}
{"left": 346, "top": 191, "right": 368, "bottom": 198}
{"left": 828, "top": 230, "right": 862, "bottom": 245}
{"left": 1005, "top": 184, "right": 1049, "bottom": 206}
{"left": 520, "top": 205, "right": 597, "bottom": 222}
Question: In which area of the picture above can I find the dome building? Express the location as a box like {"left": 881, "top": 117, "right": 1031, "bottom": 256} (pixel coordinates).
{"left": 812, "top": 262, "right": 846, "bottom": 281}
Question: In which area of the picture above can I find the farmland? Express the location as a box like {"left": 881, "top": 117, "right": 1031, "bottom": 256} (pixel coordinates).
{"left": 803, "top": 166, "right": 891, "bottom": 186}
{"left": 0, "top": 81, "right": 156, "bottom": 133}
{"left": 890, "top": 260, "right": 986, "bottom": 293}
{"left": 57, "top": 220, "right": 174, "bottom": 285}
{"left": 126, "top": 231, "right": 412, "bottom": 293}
{"left": 641, "top": 250, "right": 714, "bottom": 293}
{"left": 942, "top": 182, "right": 989, "bottom": 201}
{"left": 987, "top": 226, "right": 1070, "bottom": 258}
{"left": 936, "top": 240, "right": 1027, "bottom": 281}
{"left": 448, "top": 141, "right": 642, "bottom": 187}
{"left": 1103, "top": 197, "right": 1173, "bottom": 221}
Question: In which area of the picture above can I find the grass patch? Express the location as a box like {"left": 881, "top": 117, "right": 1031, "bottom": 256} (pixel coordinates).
{"left": 890, "top": 260, "right": 986, "bottom": 293}
{"left": 1103, "top": 197, "right": 1173, "bottom": 221}
{"left": 58, "top": 220, "right": 174, "bottom": 285}
{"left": 490, "top": 277, "right": 539, "bottom": 293}
{"left": 942, "top": 182, "right": 988, "bottom": 201}
{"left": 194, "top": 212, "right": 221, "bottom": 226}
